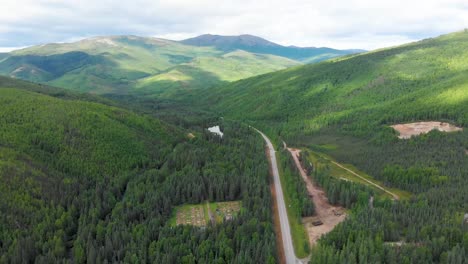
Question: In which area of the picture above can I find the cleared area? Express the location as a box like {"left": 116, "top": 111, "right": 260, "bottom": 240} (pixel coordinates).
{"left": 391, "top": 121, "right": 462, "bottom": 139}
{"left": 287, "top": 148, "right": 347, "bottom": 247}
{"left": 174, "top": 204, "right": 207, "bottom": 227}
{"left": 170, "top": 201, "right": 241, "bottom": 227}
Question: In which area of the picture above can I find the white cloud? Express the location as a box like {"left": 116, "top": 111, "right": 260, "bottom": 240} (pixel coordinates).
{"left": 0, "top": 0, "right": 468, "bottom": 50}
{"left": 0, "top": 46, "right": 28, "bottom": 52}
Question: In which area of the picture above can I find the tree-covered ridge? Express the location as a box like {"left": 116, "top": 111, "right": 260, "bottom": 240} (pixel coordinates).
{"left": 0, "top": 86, "right": 178, "bottom": 262}
{"left": 0, "top": 82, "right": 277, "bottom": 263}
{"left": 180, "top": 34, "right": 362, "bottom": 62}
{"left": 0, "top": 88, "right": 177, "bottom": 178}
{"left": 0, "top": 75, "right": 115, "bottom": 104}
{"left": 206, "top": 31, "right": 468, "bottom": 140}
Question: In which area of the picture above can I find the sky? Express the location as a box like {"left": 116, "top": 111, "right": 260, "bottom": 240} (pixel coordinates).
{"left": 1, "top": 0, "right": 468, "bottom": 51}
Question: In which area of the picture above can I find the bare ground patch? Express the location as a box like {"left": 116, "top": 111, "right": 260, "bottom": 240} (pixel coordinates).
{"left": 173, "top": 201, "right": 241, "bottom": 227}
{"left": 391, "top": 121, "right": 462, "bottom": 139}
{"left": 210, "top": 201, "right": 241, "bottom": 222}
{"left": 175, "top": 204, "right": 207, "bottom": 227}
{"left": 287, "top": 148, "right": 347, "bottom": 247}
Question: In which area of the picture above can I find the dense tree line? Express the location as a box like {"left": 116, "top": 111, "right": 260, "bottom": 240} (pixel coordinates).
{"left": 277, "top": 150, "right": 314, "bottom": 257}
{"left": 298, "top": 129, "right": 468, "bottom": 263}
{"left": 297, "top": 150, "right": 375, "bottom": 209}
{"left": 309, "top": 193, "right": 468, "bottom": 264}
{"left": 0, "top": 88, "right": 278, "bottom": 263}
{"left": 279, "top": 150, "right": 315, "bottom": 218}
{"left": 312, "top": 170, "right": 374, "bottom": 209}
{"left": 382, "top": 165, "right": 447, "bottom": 193}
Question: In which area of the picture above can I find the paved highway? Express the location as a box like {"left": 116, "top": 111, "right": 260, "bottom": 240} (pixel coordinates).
{"left": 254, "top": 128, "right": 302, "bottom": 264}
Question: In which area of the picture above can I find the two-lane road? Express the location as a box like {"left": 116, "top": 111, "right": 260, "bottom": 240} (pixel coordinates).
{"left": 254, "top": 128, "right": 302, "bottom": 264}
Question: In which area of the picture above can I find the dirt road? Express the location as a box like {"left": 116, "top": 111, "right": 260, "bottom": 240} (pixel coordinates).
{"left": 328, "top": 160, "right": 399, "bottom": 200}
{"left": 286, "top": 147, "right": 347, "bottom": 246}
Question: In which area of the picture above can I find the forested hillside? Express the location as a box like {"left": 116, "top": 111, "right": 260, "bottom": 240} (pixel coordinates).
{"left": 207, "top": 31, "right": 468, "bottom": 139}
{"left": 0, "top": 78, "right": 277, "bottom": 263}
{"left": 200, "top": 31, "right": 468, "bottom": 263}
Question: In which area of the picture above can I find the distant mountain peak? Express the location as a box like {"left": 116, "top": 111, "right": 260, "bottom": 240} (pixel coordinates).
{"left": 181, "top": 34, "right": 280, "bottom": 49}
{"left": 181, "top": 34, "right": 362, "bottom": 62}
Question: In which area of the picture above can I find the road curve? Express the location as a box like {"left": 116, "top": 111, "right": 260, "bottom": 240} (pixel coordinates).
{"left": 254, "top": 128, "right": 301, "bottom": 264}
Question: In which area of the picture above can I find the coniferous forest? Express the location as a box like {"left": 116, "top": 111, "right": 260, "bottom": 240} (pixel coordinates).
{"left": 198, "top": 31, "right": 468, "bottom": 263}
{"left": 0, "top": 82, "right": 276, "bottom": 263}
{"left": 0, "top": 25, "right": 467, "bottom": 264}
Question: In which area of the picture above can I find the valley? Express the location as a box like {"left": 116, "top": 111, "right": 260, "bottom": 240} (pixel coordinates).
{"left": 0, "top": 24, "right": 467, "bottom": 264}
{"left": 198, "top": 30, "right": 467, "bottom": 263}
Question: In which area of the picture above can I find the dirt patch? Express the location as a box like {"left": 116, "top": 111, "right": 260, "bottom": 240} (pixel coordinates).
{"left": 287, "top": 148, "right": 347, "bottom": 246}
{"left": 215, "top": 201, "right": 240, "bottom": 221}
{"left": 176, "top": 205, "right": 207, "bottom": 227}
{"left": 391, "top": 121, "right": 462, "bottom": 139}
{"left": 175, "top": 201, "right": 241, "bottom": 227}
{"left": 210, "top": 201, "right": 241, "bottom": 223}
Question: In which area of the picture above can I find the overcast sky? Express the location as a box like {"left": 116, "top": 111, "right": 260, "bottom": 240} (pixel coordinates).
{"left": 1, "top": 0, "right": 468, "bottom": 52}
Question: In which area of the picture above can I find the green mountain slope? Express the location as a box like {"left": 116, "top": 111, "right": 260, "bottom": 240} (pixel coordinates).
{"left": 201, "top": 31, "right": 468, "bottom": 263}
{"left": 134, "top": 50, "right": 298, "bottom": 97}
{"left": 0, "top": 78, "right": 178, "bottom": 260}
{"left": 0, "top": 77, "right": 277, "bottom": 263}
{"left": 208, "top": 31, "right": 468, "bottom": 138}
{"left": 181, "top": 34, "right": 363, "bottom": 62}
{"left": 0, "top": 35, "right": 300, "bottom": 96}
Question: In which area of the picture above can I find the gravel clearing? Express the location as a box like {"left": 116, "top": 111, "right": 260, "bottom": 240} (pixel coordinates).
{"left": 391, "top": 121, "right": 462, "bottom": 139}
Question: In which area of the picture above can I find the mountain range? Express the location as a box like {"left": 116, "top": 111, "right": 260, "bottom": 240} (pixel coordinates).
{"left": 0, "top": 34, "right": 361, "bottom": 96}
{"left": 182, "top": 34, "right": 363, "bottom": 62}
